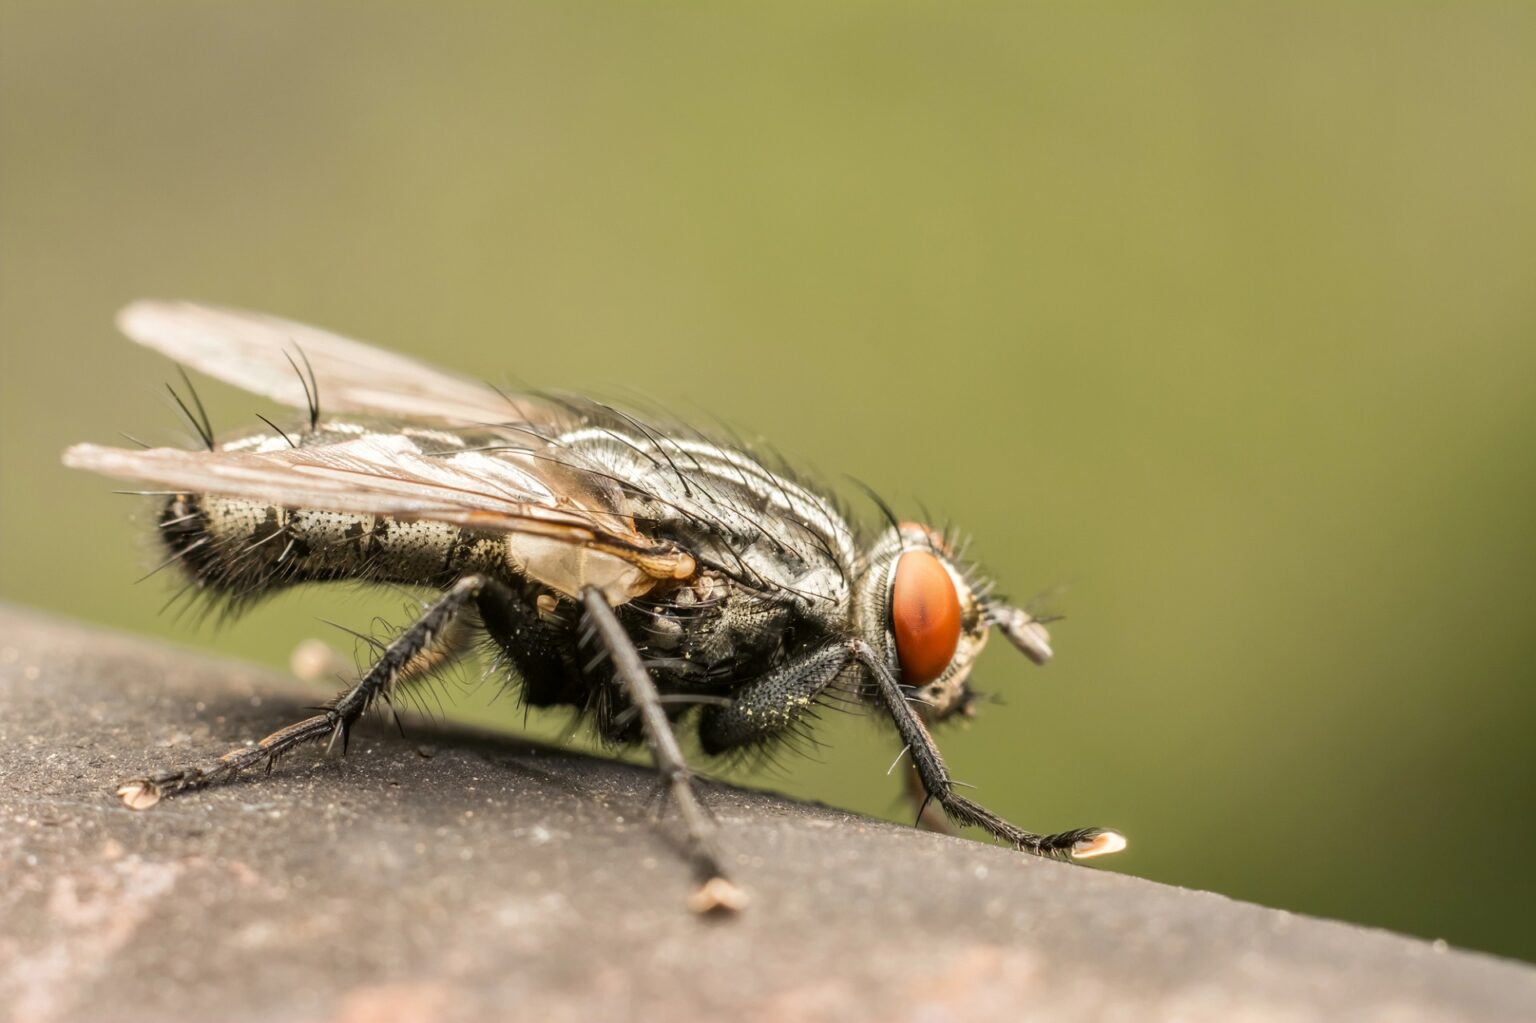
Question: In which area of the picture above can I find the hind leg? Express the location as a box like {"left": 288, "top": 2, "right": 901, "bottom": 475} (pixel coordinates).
{"left": 118, "top": 575, "right": 507, "bottom": 807}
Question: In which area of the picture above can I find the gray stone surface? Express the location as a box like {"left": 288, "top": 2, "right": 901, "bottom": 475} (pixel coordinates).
{"left": 1, "top": 605, "right": 1532, "bottom": 1023}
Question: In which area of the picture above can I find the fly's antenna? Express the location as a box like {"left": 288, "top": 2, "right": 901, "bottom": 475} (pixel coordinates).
{"left": 988, "top": 603, "right": 1055, "bottom": 665}
{"left": 166, "top": 367, "right": 214, "bottom": 450}
{"left": 283, "top": 347, "right": 320, "bottom": 431}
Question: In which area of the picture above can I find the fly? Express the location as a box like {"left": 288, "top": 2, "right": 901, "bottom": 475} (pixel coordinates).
{"left": 63, "top": 300, "right": 1126, "bottom": 912}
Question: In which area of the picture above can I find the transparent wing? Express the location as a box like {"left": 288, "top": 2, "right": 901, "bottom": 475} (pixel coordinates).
{"left": 64, "top": 433, "right": 695, "bottom": 603}
{"left": 117, "top": 300, "right": 551, "bottom": 425}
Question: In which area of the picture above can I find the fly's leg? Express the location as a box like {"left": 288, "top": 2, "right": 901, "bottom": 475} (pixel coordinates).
{"left": 117, "top": 575, "right": 502, "bottom": 809}
{"left": 852, "top": 641, "right": 1126, "bottom": 860}
{"left": 696, "top": 643, "right": 854, "bottom": 754}
{"left": 579, "top": 588, "right": 747, "bottom": 914}
{"left": 903, "top": 761, "right": 954, "bottom": 834}
{"left": 290, "top": 616, "right": 477, "bottom": 693}
{"left": 684, "top": 641, "right": 953, "bottom": 833}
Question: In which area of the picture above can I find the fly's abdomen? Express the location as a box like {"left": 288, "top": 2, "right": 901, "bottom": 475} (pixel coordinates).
{"left": 160, "top": 493, "right": 507, "bottom": 598}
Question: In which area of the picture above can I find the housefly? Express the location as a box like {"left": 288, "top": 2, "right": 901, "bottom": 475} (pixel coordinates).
{"left": 64, "top": 301, "right": 1126, "bottom": 912}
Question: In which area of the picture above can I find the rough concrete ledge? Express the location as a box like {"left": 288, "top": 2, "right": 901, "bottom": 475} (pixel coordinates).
{"left": 1, "top": 606, "right": 1531, "bottom": 1023}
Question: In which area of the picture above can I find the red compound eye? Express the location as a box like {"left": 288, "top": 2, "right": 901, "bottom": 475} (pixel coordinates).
{"left": 891, "top": 549, "right": 962, "bottom": 685}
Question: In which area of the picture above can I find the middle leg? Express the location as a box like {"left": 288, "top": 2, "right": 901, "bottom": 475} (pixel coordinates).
{"left": 580, "top": 587, "right": 749, "bottom": 913}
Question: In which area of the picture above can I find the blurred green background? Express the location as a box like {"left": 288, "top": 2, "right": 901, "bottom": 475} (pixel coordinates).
{"left": 3, "top": 2, "right": 1533, "bottom": 961}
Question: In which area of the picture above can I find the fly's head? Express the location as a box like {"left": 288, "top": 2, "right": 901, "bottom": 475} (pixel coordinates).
{"left": 855, "top": 522, "right": 1055, "bottom": 723}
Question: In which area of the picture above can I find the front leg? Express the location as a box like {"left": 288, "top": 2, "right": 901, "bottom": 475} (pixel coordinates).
{"left": 696, "top": 643, "right": 854, "bottom": 755}
{"left": 851, "top": 640, "right": 1126, "bottom": 860}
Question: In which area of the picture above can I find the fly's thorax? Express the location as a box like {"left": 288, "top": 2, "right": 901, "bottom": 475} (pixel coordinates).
{"left": 559, "top": 422, "right": 860, "bottom": 606}
{"left": 854, "top": 523, "right": 990, "bottom": 721}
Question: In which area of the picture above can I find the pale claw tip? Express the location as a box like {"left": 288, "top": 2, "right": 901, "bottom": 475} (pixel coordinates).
{"left": 1070, "top": 831, "right": 1127, "bottom": 859}
{"left": 116, "top": 780, "right": 161, "bottom": 811}
{"left": 688, "top": 876, "right": 749, "bottom": 915}
{"left": 997, "top": 608, "right": 1054, "bottom": 665}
